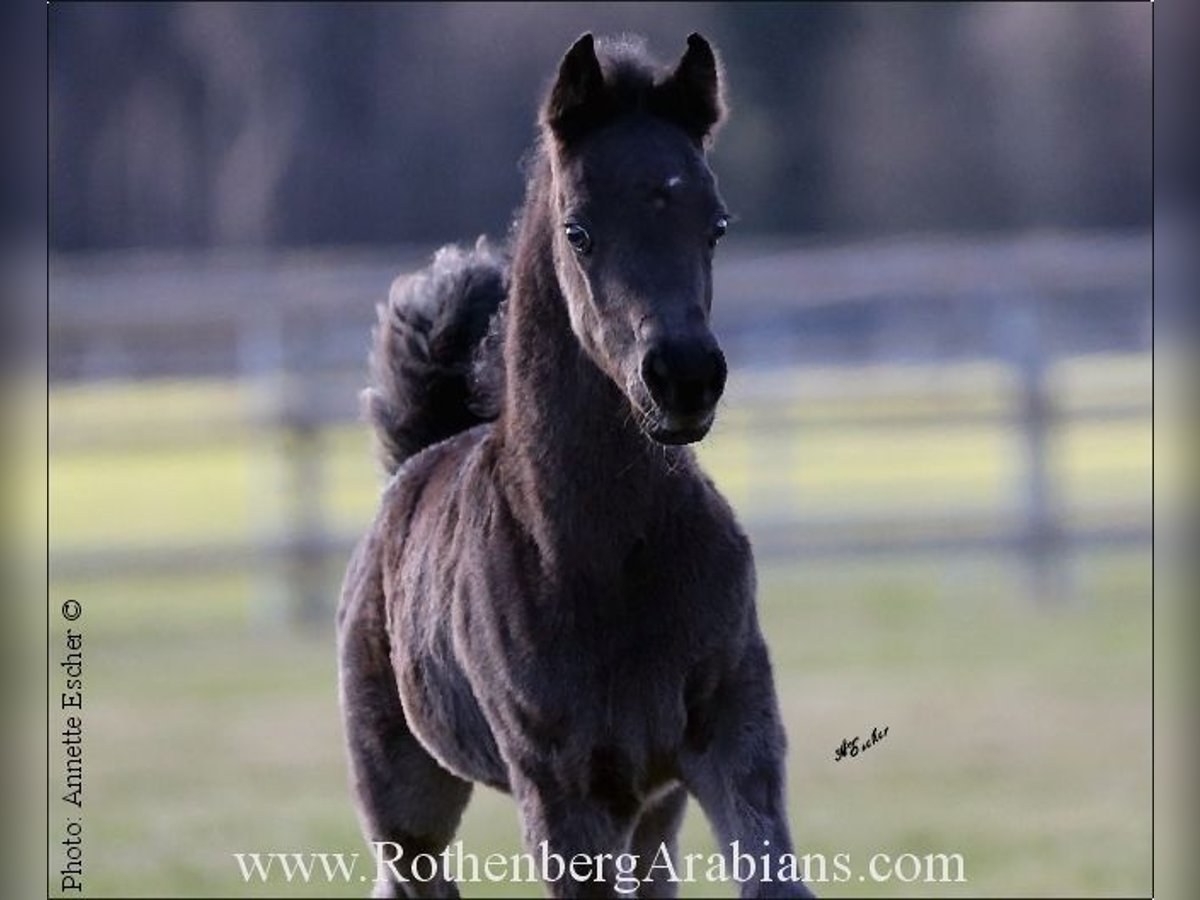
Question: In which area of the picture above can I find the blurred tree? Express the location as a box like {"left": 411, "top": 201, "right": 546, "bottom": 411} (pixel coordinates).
{"left": 1, "top": 3, "right": 45, "bottom": 242}
{"left": 708, "top": 3, "right": 849, "bottom": 232}
{"left": 48, "top": 2, "right": 1150, "bottom": 250}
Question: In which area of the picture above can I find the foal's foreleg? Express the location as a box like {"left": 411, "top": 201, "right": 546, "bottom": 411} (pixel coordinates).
{"left": 337, "top": 545, "right": 472, "bottom": 898}
{"left": 681, "top": 641, "right": 815, "bottom": 899}
{"left": 629, "top": 784, "right": 688, "bottom": 898}
{"left": 513, "top": 777, "right": 637, "bottom": 899}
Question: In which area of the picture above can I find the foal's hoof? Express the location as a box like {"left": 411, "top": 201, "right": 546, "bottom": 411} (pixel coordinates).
{"left": 747, "top": 882, "right": 815, "bottom": 899}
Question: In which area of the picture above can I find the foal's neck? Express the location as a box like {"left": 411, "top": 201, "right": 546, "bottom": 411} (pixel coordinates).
{"left": 496, "top": 170, "right": 688, "bottom": 558}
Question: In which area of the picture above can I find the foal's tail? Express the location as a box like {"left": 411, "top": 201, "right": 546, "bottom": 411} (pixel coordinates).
{"left": 363, "top": 239, "right": 507, "bottom": 475}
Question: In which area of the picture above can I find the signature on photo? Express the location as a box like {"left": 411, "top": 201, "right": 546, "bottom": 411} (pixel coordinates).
{"left": 834, "top": 726, "right": 889, "bottom": 762}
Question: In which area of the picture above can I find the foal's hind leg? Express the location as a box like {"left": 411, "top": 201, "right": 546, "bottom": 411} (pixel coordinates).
{"left": 337, "top": 547, "right": 472, "bottom": 899}
{"left": 630, "top": 784, "right": 688, "bottom": 898}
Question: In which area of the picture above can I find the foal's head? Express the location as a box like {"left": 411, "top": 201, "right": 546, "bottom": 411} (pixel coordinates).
{"left": 541, "top": 34, "right": 730, "bottom": 445}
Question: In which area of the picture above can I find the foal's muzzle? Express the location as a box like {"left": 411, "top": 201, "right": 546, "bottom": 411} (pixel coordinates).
{"left": 639, "top": 338, "right": 727, "bottom": 444}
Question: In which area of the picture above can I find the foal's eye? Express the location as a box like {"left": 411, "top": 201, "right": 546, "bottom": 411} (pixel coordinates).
{"left": 710, "top": 216, "right": 729, "bottom": 247}
{"left": 564, "top": 223, "right": 592, "bottom": 255}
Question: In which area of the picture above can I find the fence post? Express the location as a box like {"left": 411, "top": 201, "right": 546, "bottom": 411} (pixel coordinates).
{"left": 240, "top": 310, "right": 329, "bottom": 626}
{"left": 1005, "top": 294, "right": 1070, "bottom": 605}
{"left": 239, "top": 309, "right": 292, "bottom": 625}
{"left": 281, "top": 398, "right": 328, "bottom": 625}
{"left": 281, "top": 318, "right": 330, "bottom": 626}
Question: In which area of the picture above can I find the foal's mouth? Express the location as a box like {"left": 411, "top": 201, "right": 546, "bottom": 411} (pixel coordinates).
{"left": 644, "top": 408, "right": 716, "bottom": 445}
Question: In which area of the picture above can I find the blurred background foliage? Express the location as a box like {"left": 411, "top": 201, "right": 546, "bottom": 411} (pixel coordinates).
{"left": 50, "top": 2, "right": 1150, "bottom": 250}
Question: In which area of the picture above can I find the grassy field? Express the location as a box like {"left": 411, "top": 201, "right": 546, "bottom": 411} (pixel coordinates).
{"left": 46, "top": 355, "right": 1152, "bottom": 897}
{"left": 48, "top": 355, "right": 1151, "bottom": 546}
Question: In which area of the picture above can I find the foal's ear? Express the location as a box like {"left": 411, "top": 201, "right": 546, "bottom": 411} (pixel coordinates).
{"left": 543, "top": 33, "right": 608, "bottom": 141}
{"left": 656, "top": 33, "right": 725, "bottom": 143}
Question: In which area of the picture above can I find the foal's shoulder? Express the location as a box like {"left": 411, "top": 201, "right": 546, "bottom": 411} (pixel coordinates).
{"left": 675, "top": 464, "right": 754, "bottom": 565}
{"left": 684, "top": 462, "right": 746, "bottom": 524}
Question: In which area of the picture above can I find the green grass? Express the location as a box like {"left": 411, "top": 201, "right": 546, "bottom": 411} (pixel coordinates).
{"left": 45, "top": 355, "right": 1152, "bottom": 897}
{"left": 47, "top": 554, "right": 1150, "bottom": 898}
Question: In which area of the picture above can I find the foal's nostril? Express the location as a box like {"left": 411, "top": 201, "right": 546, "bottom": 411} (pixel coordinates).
{"left": 641, "top": 347, "right": 672, "bottom": 408}
{"left": 650, "top": 350, "right": 671, "bottom": 383}
{"left": 640, "top": 341, "right": 727, "bottom": 416}
{"left": 677, "top": 346, "right": 725, "bottom": 412}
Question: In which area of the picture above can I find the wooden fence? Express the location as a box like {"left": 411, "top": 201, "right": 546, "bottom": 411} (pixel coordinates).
{"left": 49, "top": 233, "right": 1152, "bottom": 615}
